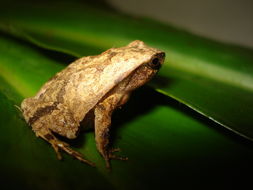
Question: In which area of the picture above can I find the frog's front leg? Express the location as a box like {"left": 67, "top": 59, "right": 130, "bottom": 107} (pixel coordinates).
{"left": 94, "top": 93, "right": 129, "bottom": 169}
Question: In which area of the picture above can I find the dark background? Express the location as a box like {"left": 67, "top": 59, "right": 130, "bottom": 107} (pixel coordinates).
{"left": 108, "top": 0, "right": 253, "bottom": 48}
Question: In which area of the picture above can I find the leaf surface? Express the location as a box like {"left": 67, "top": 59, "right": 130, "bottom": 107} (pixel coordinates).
{"left": 0, "top": 2, "right": 252, "bottom": 139}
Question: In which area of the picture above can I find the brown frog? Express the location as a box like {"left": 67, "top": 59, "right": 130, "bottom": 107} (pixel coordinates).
{"left": 21, "top": 40, "right": 165, "bottom": 168}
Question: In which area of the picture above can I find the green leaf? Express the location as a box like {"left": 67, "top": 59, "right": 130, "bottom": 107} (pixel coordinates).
{"left": 0, "top": 2, "right": 252, "bottom": 140}
{"left": 1, "top": 35, "right": 253, "bottom": 189}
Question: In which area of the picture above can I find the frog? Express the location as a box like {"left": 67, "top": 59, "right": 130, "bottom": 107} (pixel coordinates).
{"left": 21, "top": 40, "right": 165, "bottom": 168}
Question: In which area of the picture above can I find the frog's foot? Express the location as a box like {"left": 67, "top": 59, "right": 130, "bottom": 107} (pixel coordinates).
{"left": 36, "top": 129, "right": 95, "bottom": 167}
{"left": 104, "top": 148, "right": 128, "bottom": 169}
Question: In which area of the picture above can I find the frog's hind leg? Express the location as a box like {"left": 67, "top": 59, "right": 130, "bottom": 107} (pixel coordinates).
{"left": 94, "top": 94, "right": 128, "bottom": 169}
{"left": 36, "top": 129, "right": 95, "bottom": 166}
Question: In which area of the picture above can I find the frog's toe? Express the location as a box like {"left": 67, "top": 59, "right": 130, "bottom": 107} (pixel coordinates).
{"left": 51, "top": 142, "right": 63, "bottom": 160}
{"left": 56, "top": 141, "right": 95, "bottom": 167}
{"left": 108, "top": 148, "right": 128, "bottom": 161}
{"left": 36, "top": 129, "right": 95, "bottom": 167}
{"left": 103, "top": 148, "right": 128, "bottom": 169}
{"left": 109, "top": 153, "right": 128, "bottom": 161}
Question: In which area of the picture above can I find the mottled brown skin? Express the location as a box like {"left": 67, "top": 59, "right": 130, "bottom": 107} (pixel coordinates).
{"left": 21, "top": 40, "right": 165, "bottom": 168}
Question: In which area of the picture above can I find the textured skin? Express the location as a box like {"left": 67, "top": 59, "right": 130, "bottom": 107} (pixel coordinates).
{"left": 21, "top": 40, "right": 165, "bottom": 168}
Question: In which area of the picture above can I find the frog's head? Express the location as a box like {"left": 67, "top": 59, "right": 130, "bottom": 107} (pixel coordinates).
{"left": 124, "top": 40, "right": 165, "bottom": 90}
{"left": 101, "top": 40, "right": 165, "bottom": 92}
{"left": 127, "top": 40, "right": 165, "bottom": 69}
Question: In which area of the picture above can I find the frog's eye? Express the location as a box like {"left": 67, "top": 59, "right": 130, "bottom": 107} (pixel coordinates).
{"left": 148, "top": 58, "right": 161, "bottom": 70}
